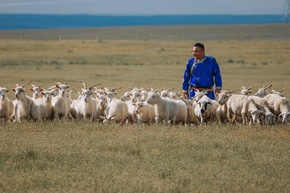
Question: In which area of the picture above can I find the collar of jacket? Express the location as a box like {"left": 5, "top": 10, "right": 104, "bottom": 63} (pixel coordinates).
{"left": 191, "top": 56, "right": 207, "bottom": 74}
{"left": 194, "top": 56, "right": 207, "bottom": 63}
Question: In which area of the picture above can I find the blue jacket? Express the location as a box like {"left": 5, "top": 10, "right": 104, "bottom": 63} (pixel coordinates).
{"left": 182, "top": 56, "right": 222, "bottom": 91}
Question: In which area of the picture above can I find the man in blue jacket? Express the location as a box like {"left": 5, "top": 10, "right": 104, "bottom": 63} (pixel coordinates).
{"left": 182, "top": 43, "right": 222, "bottom": 100}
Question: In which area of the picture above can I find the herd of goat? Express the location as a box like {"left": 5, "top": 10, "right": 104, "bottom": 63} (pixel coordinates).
{"left": 0, "top": 81, "right": 289, "bottom": 126}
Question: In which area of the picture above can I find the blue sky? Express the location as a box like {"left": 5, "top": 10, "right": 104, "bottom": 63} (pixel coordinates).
{"left": 0, "top": 0, "right": 286, "bottom": 15}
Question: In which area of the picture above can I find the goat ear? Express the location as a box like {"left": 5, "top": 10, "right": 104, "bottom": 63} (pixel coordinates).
{"left": 206, "top": 101, "right": 212, "bottom": 106}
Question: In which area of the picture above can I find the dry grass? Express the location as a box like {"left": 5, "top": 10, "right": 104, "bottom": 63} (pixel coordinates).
{"left": 0, "top": 24, "right": 290, "bottom": 192}
{"left": 1, "top": 39, "right": 290, "bottom": 98}
{"left": 1, "top": 24, "right": 290, "bottom": 41}
{"left": 1, "top": 122, "right": 290, "bottom": 193}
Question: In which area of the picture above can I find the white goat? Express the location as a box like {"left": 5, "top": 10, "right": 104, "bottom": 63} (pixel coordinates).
{"left": 240, "top": 86, "right": 254, "bottom": 95}
{"left": 194, "top": 94, "right": 219, "bottom": 124}
{"left": 51, "top": 82, "right": 71, "bottom": 120}
{"left": 120, "top": 91, "right": 138, "bottom": 123}
{"left": 134, "top": 101, "right": 155, "bottom": 125}
{"left": 70, "top": 92, "right": 82, "bottom": 119}
{"left": 263, "top": 94, "right": 290, "bottom": 124}
{"left": 94, "top": 94, "right": 107, "bottom": 122}
{"left": 174, "top": 99, "right": 188, "bottom": 125}
{"left": 71, "top": 82, "right": 99, "bottom": 121}
{"left": 129, "top": 89, "right": 142, "bottom": 103}
{"left": 270, "top": 87, "right": 285, "bottom": 97}
{"left": 216, "top": 91, "right": 234, "bottom": 124}
{"left": 103, "top": 87, "right": 121, "bottom": 101}
{"left": 12, "top": 82, "right": 34, "bottom": 122}
{"left": 120, "top": 91, "right": 131, "bottom": 102}
{"left": 30, "top": 83, "right": 46, "bottom": 100}
{"left": 0, "top": 87, "right": 14, "bottom": 122}
{"left": 160, "top": 87, "right": 175, "bottom": 98}
{"left": 254, "top": 84, "right": 272, "bottom": 98}
{"left": 31, "top": 89, "right": 54, "bottom": 121}
{"left": 147, "top": 92, "right": 179, "bottom": 125}
{"left": 226, "top": 95, "right": 264, "bottom": 125}
{"left": 102, "top": 97, "right": 128, "bottom": 124}
{"left": 247, "top": 95, "right": 276, "bottom": 125}
{"left": 183, "top": 99, "right": 200, "bottom": 125}
{"left": 135, "top": 86, "right": 156, "bottom": 102}
{"left": 238, "top": 86, "right": 275, "bottom": 124}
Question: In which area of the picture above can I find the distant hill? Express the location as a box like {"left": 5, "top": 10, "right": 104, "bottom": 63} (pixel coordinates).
{"left": 0, "top": 14, "right": 285, "bottom": 30}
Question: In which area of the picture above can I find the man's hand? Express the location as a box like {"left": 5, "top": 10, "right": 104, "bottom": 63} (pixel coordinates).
{"left": 215, "top": 88, "right": 222, "bottom": 95}
{"left": 182, "top": 91, "right": 188, "bottom": 99}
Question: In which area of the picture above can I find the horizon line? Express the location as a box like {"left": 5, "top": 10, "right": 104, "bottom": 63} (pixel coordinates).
{"left": 0, "top": 13, "right": 284, "bottom": 16}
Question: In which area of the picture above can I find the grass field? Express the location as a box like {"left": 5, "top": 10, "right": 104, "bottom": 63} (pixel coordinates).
{"left": 0, "top": 24, "right": 290, "bottom": 193}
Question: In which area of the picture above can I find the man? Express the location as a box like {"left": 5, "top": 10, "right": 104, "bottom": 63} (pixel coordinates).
{"left": 182, "top": 43, "right": 222, "bottom": 100}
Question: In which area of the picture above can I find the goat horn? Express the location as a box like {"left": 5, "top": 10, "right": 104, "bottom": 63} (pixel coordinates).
{"left": 111, "top": 87, "right": 122, "bottom": 92}
{"left": 48, "top": 86, "right": 57, "bottom": 90}
{"left": 38, "top": 83, "right": 46, "bottom": 87}
{"left": 21, "top": 81, "right": 32, "bottom": 87}
{"left": 279, "top": 87, "right": 285, "bottom": 92}
{"left": 138, "top": 84, "right": 144, "bottom": 89}
{"left": 154, "top": 88, "right": 163, "bottom": 93}
{"left": 80, "top": 81, "right": 87, "bottom": 89}
{"left": 263, "top": 83, "right": 272, "bottom": 89}
{"left": 228, "top": 88, "right": 239, "bottom": 93}
{"left": 89, "top": 83, "right": 101, "bottom": 90}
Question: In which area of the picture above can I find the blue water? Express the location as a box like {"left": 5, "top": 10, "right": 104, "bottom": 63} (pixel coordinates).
{"left": 0, "top": 14, "right": 285, "bottom": 30}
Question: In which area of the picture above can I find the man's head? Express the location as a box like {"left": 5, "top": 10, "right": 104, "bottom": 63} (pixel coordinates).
{"left": 191, "top": 43, "right": 205, "bottom": 60}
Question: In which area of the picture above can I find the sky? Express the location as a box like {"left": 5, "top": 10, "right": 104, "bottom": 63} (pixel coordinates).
{"left": 0, "top": 0, "right": 286, "bottom": 15}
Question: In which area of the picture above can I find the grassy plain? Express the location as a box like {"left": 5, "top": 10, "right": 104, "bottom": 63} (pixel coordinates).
{"left": 0, "top": 24, "right": 290, "bottom": 193}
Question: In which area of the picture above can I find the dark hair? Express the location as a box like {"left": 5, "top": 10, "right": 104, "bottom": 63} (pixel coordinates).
{"left": 193, "top": 43, "right": 205, "bottom": 50}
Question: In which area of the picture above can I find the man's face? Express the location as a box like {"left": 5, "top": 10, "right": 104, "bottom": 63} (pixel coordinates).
{"left": 191, "top": 46, "right": 204, "bottom": 60}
